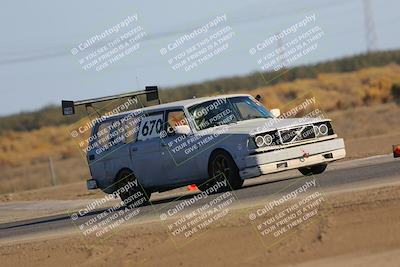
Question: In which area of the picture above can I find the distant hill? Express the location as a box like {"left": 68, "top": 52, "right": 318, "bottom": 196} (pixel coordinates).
{"left": 160, "top": 49, "right": 400, "bottom": 101}
{"left": 1, "top": 49, "right": 400, "bottom": 133}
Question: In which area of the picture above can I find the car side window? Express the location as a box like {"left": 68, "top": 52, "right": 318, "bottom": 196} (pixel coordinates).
{"left": 137, "top": 112, "right": 164, "bottom": 141}
{"left": 123, "top": 115, "right": 141, "bottom": 144}
{"left": 235, "top": 101, "right": 261, "bottom": 119}
{"left": 108, "top": 120, "right": 125, "bottom": 146}
{"left": 95, "top": 120, "right": 126, "bottom": 151}
{"left": 166, "top": 110, "right": 189, "bottom": 135}
{"left": 96, "top": 122, "right": 112, "bottom": 149}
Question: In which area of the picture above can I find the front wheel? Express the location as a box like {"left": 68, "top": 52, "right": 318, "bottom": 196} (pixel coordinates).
{"left": 298, "top": 163, "right": 327, "bottom": 176}
{"left": 205, "top": 151, "right": 244, "bottom": 191}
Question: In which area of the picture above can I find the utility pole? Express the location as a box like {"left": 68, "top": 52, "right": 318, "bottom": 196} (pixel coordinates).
{"left": 363, "top": 0, "right": 379, "bottom": 53}
{"left": 277, "top": 32, "right": 285, "bottom": 70}
{"left": 276, "top": 33, "right": 289, "bottom": 81}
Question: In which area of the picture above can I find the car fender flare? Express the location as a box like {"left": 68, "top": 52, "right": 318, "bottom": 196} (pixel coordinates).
{"left": 207, "top": 148, "right": 239, "bottom": 176}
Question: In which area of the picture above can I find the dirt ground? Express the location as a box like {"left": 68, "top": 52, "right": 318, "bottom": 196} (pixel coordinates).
{"left": 1, "top": 183, "right": 400, "bottom": 267}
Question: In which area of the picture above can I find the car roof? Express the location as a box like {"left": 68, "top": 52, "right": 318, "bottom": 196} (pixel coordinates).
{"left": 105, "top": 93, "right": 252, "bottom": 120}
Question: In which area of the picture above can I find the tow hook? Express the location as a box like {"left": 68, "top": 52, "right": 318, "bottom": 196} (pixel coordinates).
{"left": 300, "top": 149, "right": 310, "bottom": 162}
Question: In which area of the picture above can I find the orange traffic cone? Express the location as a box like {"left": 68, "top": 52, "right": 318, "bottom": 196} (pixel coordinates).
{"left": 187, "top": 184, "right": 198, "bottom": 191}
{"left": 393, "top": 144, "right": 400, "bottom": 158}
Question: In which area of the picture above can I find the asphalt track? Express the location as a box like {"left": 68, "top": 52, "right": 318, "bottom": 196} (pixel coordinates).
{"left": 0, "top": 154, "right": 399, "bottom": 242}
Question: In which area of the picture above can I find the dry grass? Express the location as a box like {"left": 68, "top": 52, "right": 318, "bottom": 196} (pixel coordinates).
{"left": 254, "top": 64, "right": 400, "bottom": 110}
{"left": 329, "top": 103, "right": 400, "bottom": 139}
{"left": 0, "top": 157, "right": 90, "bottom": 194}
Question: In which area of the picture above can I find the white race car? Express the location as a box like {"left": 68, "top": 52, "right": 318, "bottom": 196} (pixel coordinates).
{"left": 62, "top": 88, "right": 345, "bottom": 206}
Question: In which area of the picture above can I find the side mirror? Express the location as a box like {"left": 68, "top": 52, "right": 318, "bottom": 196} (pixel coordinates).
{"left": 270, "top": 108, "right": 281, "bottom": 117}
{"left": 174, "top": 125, "right": 192, "bottom": 135}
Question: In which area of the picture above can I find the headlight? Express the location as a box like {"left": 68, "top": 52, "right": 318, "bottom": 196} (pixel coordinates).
{"left": 318, "top": 124, "right": 328, "bottom": 135}
{"left": 255, "top": 136, "right": 265, "bottom": 147}
{"left": 313, "top": 122, "right": 333, "bottom": 137}
{"left": 264, "top": 134, "right": 273, "bottom": 145}
{"left": 254, "top": 133, "right": 274, "bottom": 147}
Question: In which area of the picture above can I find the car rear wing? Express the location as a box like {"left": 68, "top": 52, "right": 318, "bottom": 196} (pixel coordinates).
{"left": 61, "top": 86, "right": 160, "bottom": 116}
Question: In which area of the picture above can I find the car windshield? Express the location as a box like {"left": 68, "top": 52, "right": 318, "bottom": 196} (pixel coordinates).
{"left": 188, "top": 96, "right": 274, "bottom": 130}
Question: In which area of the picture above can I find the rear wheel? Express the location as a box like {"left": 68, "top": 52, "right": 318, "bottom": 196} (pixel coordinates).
{"left": 298, "top": 163, "right": 327, "bottom": 176}
{"left": 200, "top": 151, "right": 243, "bottom": 191}
{"left": 115, "top": 169, "right": 151, "bottom": 208}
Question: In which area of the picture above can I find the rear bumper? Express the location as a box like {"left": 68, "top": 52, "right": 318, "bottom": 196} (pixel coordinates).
{"left": 86, "top": 179, "right": 98, "bottom": 190}
{"left": 239, "top": 138, "right": 346, "bottom": 179}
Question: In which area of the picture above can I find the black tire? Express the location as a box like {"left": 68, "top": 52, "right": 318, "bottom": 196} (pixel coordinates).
{"left": 115, "top": 169, "right": 151, "bottom": 208}
{"left": 203, "top": 150, "right": 244, "bottom": 191}
{"left": 298, "top": 163, "right": 327, "bottom": 176}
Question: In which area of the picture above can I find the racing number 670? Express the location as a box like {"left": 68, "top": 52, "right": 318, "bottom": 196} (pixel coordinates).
{"left": 141, "top": 118, "right": 162, "bottom": 137}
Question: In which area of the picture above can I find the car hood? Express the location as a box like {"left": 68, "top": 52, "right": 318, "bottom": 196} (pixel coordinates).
{"left": 202, "top": 117, "right": 329, "bottom": 135}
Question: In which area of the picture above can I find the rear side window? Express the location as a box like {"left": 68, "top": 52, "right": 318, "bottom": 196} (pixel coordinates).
{"left": 96, "top": 122, "right": 112, "bottom": 148}
{"left": 109, "top": 120, "right": 125, "bottom": 145}
{"left": 95, "top": 120, "right": 124, "bottom": 150}
{"left": 123, "top": 115, "right": 141, "bottom": 144}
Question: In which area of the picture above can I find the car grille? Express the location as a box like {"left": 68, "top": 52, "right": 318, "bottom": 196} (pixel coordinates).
{"left": 279, "top": 125, "right": 315, "bottom": 144}
{"left": 253, "top": 121, "right": 334, "bottom": 148}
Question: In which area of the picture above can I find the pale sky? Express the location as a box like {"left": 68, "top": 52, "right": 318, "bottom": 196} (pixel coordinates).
{"left": 0, "top": 0, "right": 399, "bottom": 115}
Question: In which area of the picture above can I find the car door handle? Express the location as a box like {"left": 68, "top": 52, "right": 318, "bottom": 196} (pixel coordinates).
{"left": 131, "top": 147, "right": 138, "bottom": 151}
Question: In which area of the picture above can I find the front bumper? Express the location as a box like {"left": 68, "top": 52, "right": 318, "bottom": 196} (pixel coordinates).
{"left": 239, "top": 138, "right": 346, "bottom": 179}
